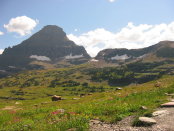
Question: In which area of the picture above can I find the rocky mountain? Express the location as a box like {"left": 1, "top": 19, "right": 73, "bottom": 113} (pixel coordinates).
{"left": 95, "top": 41, "right": 174, "bottom": 64}
{"left": 0, "top": 25, "right": 90, "bottom": 74}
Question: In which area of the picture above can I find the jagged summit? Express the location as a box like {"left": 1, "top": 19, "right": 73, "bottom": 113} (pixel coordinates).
{"left": 0, "top": 25, "right": 90, "bottom": 72}
{"left": 30, "top": 25, "right": 67, "bottom": 41}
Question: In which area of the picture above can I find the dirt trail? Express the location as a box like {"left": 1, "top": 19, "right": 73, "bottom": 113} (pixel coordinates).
{"left": 90, "top": 101, "right": 174, "bottom": 131}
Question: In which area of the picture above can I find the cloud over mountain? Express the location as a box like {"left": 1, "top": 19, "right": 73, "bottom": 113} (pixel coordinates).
{"left": 0, "top": 49, "right": 4, "bottom": 54}
{"left": 0, "top": 31, "right": 4, "bottom": 35}
{"left": 108, "top": 0, "right": 116, "bottom": 2}
{"left": 68, "top": 21, "right": 174, "bottom": 57}
{"left": 4, "top": 16, "right": 39, "bottom": 36}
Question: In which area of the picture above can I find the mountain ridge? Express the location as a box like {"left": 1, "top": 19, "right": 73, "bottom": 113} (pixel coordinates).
{"left": 95, "top": 41, "right": 174, "bottom": 63}
{"left": 0, "top": 25, "right": 90, "bottom": 72}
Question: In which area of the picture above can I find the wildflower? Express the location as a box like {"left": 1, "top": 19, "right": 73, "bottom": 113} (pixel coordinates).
{"left": 68, "top": 112, "right": 76, "bottom": 115}
{"left": 51, "top": 111, "right": 61, "bottom": 115}
{"left": 9, "top": 110, "right": 16, "bottom": 114}
{"left": 12, "top": 117, "right": 21, "bottom": 123}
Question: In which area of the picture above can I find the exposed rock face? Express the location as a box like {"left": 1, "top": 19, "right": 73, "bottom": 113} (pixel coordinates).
{"left": 138, "top": 117, "right": 157, "bottom": 125}
{"left": 95, "top": 41, "right": 174, "bottom": 63}
{"left": 51, "top": 95, "right": 61, "bottom": 101}
{"left": 161, "top": 102, "right": 174, "bottom": 107}
{"left": 0, "top": 25, "right": 90, "bottom": 73}
{"left": 152, "top": 110, "right": 169, "bottom": 116}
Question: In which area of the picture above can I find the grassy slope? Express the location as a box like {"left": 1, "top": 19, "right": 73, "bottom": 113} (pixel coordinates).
{"left": 0, "top": 61, "right": 174, "bottom": 130}
{"left": 0, "top": 72, "right": 174, "bottom": 130}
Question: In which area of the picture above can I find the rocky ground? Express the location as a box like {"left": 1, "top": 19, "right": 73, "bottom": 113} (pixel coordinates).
{"left": 90, "top": 99, "right": 174, "bottom": 131}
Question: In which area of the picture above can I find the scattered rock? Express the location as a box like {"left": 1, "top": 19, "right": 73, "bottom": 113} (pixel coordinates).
{"left": 72, "top": 98, "right": 80, "bottom": 100}
{"left": 154, "top": 81, "right": 161, "bottom": 87}
{"left": 51, "top": 95, "right": 61, "bottom": 101}
{"left": 140, "top": 106, "right": 148, "bottom": 110}
{"left": 138, "top": 117, "right": 156, "bottom": 125}
{"left": 161, "top": 102, "right": 174, "bottom": 107}
{"left": 15, "top": 102, "right": 21, "bottom": 105}
{"left": 61, "top": 98, "right": 66, "bottom": 100}
{"left": 90, "top": 119, "right": 102, "bottom": 125}
{"left": 34, "top": 104, "right": 38, "bottom": 107}
{"left": 152, "top": 110, "right": 168, "bottom": 116}
{"left": 165, "top": 93, "right": 174, "bottom": 96}
{"left": 116, "top": 87, "right": 122, "bottom": 90}
{"left": 80, "top": 94, "right": 85, "bottom": 97}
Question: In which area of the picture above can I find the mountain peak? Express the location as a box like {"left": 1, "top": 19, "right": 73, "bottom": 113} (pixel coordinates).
{"left": 42, "top": 25, "right": 63, "bottom": 32}
{"left": 31, "top": 25, "right": 66, "bottom": 40}
{"left": 0, "top": 25, "right": 90, "bottom": 70}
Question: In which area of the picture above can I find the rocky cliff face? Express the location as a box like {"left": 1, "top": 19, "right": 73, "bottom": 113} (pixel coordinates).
{"left": 95, "top": 41, "right": 174, "bottom": 63}
{"left": 0, "top": 25, "right": 90, "bottom": 71}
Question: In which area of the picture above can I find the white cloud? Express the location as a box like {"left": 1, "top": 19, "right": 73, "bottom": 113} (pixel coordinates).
{"left": 108, "top": 0, "right": 116, "bottom": 2}
{"left": 67, "top": 21, "right": 174, "bottom": 57}
{"left": 4, "top": 16, "right": 39, "bottom": 36}
{"left": 0, "top": 49, "right": 4, "bottom": 54}
{"left": 74, "top": 29, "right": 78, "bottom": 32}
{"left": 0, "top": 31, "right": 4, "bottom": 35}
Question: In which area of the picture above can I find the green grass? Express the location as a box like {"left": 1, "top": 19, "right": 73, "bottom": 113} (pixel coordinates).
{"left": 0, "top": 61, "right": 174, "bottom": 130}
{"left": 0, "top": 75, "right": 174, "bottom": 130}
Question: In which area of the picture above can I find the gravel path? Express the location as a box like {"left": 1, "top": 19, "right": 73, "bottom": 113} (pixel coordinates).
{"left": 90, "top": 106, "right": 174, "bottom": 131}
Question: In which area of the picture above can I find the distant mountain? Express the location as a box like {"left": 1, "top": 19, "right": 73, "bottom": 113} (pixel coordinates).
{"left": 0, "top": 25, "right": 90, "bottom": 74}
{"left": 95, "top": 41, "right": 174, "bottom": 64}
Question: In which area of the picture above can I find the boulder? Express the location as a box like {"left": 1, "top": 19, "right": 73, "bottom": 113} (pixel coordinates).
{"left": 161, "top": 102, "right": 174, "bottom": 107}
{"left": 116, "top": 87, "right": 122, "bottom": 90}
{"left": 140, "top": 106, "right": 148, "bottom": 110}
{"left": 165, "top": 93, "right": 174, "bottom": 96}
{"left": 15, "top": 102, "right": 22, "bottom": 105}
{"left": 79, "top": 94, "right": 85, "bottom": 97}
{"left": 154, "top": 81, "right": 161, "bottom": 87}
{"left": 138, "top": 117, "right": 156, "bottom": 125}
{"left": 51, "top": 95, "right": 61, "bottom": 101}
{"left": 72, "top": 98, "right": 80, "bottom": 100}
{"left": 90, "top": 119, "right": 102, "bottom": 125}
{"left": 152, "top": 110, "right": 168, "bottom": 116}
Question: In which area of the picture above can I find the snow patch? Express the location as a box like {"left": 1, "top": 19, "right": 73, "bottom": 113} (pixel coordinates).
{"left": 8, "top": 66, "right": 16, "bottom": 68}
{"left": 65, "top": 54, "right": 83, "bottom": 59}
{"left": 0, "top": 70, "right": 6, "bottom": 73}
{"left": 111, "top": 54, "right": 130, "bottom": 60}
{"left": 30, "top": 55, "right": 51, "bottom": 61}
{"left": 90, "top": 59, "right": 99, "bottom": 62}
{"left": 137, "top": 54, "right": 147, "bottom": 59}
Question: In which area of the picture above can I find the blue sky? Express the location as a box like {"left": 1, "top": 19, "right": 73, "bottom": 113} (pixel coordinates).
{"left": 0, "top": 0, "right": 174, "bottom": 56}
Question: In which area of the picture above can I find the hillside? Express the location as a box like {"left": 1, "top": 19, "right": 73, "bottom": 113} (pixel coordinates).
{"left": 0, "top": 50, "right": 174, "bottom": 130}
{"left": 0, "top": 69, "right": 174, "bottom": 130}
